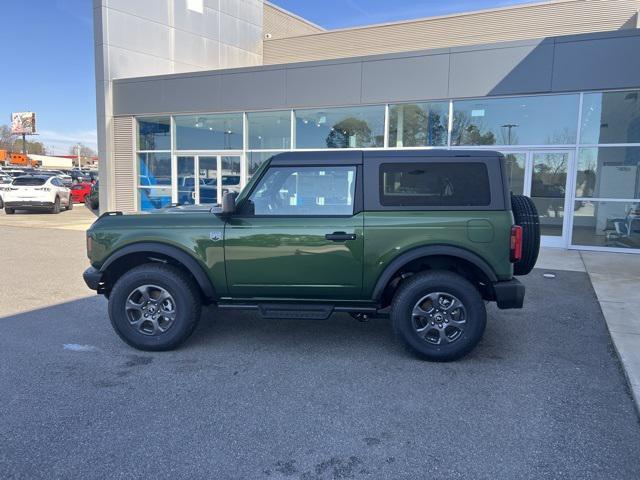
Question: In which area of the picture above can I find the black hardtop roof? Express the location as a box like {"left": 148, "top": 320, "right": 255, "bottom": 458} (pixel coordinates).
{"left": 269, "top": 149, "right": 504, "bottom": 166}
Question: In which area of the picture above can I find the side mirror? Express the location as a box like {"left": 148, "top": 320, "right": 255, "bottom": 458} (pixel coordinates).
{"left": 221, "top": 192, "right": 236, "bottom": 215}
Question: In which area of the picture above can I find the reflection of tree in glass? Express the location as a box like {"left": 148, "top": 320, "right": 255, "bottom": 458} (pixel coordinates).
{"left": 451, "top": 112, "right": 496, "bottom": 145}
{"left": 389, "top": 105, "right": 447, "bottom": 146}
{"left": 326, "top": 117, "right": 371, "bottom": 148}
{"left": 544, "top": 127, "right": 575, "bottom": 145}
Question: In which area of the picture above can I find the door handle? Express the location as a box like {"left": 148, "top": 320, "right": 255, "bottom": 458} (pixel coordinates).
{"left": 325, "top": 232, "right": 357, "bottom": 242}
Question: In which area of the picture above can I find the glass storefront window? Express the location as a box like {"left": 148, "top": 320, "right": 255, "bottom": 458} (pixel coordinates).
{"left": 248, "top": 111, "right": 291, "bottom": 149}
{"left": 248, "top": 151, "right": 282, "bottom": 177}
{"left": 452, "top": 95, "right": 579, "bottom": 146}
{"left": 175, "top": 113, "right": 243, "bottom": 150}
{"left": 572, "top": 200, "right": 640, "bottom": 249}
{"left": 581, "top": 91, "right": 640, "bottom": 144}
{"left": 138, "top": 117, "right": 170, "bottom": 151}
{"left": 295, "top": 106, "right": 384, "bottom": 149}
{"left": 503, "top": 153, "right": 526, "bottom": 195}
{"left": 576, "top": 147, "right": 640, "bottom": 199}
{"left": 388, "top": 102, "right": 448, "bottom": 147}
{"left": 138, "top": 153, "right": 172, "bottom": 210}
{"left": 138, "top": 152, "right": 171, "bottom": 187}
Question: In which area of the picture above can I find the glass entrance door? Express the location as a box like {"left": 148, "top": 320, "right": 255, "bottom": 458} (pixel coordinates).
{"left": 506, "top": 150, "right": 573, "bottom": 247}
{"left": 173, "top": 154, "right": 243, "bottom": 205}
{"left": 530, "top": 152, "right": 571, "bottom": 243}
{"left": 177, "top": 156, "right": 196, "bottom": 205}
{"left": 501, "top": 150, "right": 574, "bottom": 247}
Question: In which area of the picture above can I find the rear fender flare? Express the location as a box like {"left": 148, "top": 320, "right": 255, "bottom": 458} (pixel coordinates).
{"left": 371, "top": 245, "right": 498, "bottom": 301}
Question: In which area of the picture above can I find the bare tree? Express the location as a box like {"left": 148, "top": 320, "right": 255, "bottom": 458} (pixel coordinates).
{"left": 68, "top": 143, "right": 97, "bottom": 158}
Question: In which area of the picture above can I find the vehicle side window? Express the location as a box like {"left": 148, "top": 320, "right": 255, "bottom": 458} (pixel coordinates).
{"left": 379, "top": 162, "right": 491, "bottom": 207}
{"left": 51, "top": 178, "right": 60, "bottom": 187}
{"left": 247, "top": 166, "right": 357, "bottom": 216}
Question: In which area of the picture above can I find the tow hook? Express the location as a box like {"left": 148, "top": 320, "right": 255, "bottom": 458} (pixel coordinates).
{"left": 350, "top": 312, "right": 370, "bottom": 322}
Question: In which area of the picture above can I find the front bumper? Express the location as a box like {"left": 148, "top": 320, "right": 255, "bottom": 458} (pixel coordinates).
{"left": 493, "top": 278, "right": 525, "bottom": 309}
{"left": 83, "top": 267, "right": 104, "bottom": 292}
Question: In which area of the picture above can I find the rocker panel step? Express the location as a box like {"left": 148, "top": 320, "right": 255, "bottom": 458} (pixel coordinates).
{"left": 258, "top": 303, "right": 334, "bottom": 320}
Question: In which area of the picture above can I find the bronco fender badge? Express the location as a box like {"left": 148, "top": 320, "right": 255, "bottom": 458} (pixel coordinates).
{"left": 209, "top": 231, "right": 222, "bottom": 241}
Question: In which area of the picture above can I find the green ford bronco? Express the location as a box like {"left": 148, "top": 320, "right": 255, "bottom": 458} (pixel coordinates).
{"left": 84, "top": 150, "right": 539, "bottom": 361}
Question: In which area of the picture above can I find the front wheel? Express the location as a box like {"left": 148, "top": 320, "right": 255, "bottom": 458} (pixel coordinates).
{"left": 391, "top": 271, "right": 487, "bottom": 362}
{"left": 108, "top": 263, "right": 202, "bottom": 351}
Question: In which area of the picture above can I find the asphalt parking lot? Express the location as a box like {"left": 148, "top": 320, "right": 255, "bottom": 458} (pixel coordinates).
{"left": 1, "top": 217, "right": 640, "bottom": 479}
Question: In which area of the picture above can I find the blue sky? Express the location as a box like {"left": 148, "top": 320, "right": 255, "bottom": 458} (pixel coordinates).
{"left": 0, "top": 0, "right": 532, "bottom": 155}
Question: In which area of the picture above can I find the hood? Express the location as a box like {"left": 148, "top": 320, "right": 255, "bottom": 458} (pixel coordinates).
{"left": 150, "top": 204, "right": 221, "bottom": 214}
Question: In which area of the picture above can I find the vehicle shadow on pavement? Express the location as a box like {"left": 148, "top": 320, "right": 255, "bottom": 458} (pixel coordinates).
{"left": 1, "top": 271, "right": 640, "bottom": 480}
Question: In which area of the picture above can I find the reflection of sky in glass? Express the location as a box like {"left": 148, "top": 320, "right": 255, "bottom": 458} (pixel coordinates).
{"left": 248, "top": 111, "right": 291, "bottom": 150}
{"left": 174, "top": 114, "right": 243, "bottom": 150}
{"left": 452, "top": 95, "right": 579, "bottom": 146}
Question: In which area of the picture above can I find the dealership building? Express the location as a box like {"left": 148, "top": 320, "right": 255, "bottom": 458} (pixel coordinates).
{"left": 94, "top": 0, "right": 640, "bottom": 252}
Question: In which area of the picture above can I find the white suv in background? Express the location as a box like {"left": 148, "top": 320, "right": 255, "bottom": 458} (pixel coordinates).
{"left": 4, "top": 175, "right": 72, "bottom": 214}
{"left": 0, "top": 173, "right": 13, "bottom": 209}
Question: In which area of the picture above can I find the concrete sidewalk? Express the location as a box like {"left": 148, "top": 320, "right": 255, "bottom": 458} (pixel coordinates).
{"left": 538, "top": 247, "right": 640, "bottom": 413}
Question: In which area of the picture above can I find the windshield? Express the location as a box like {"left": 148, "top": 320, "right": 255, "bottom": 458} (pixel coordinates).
{"left": 13, "top": 177, "right": 47, "bottom": 186}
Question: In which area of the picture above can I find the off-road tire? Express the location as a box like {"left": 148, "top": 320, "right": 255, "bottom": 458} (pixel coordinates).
{"left": 108, "top": 263, "right": 202, "bottom": 351}
{"left": 391, "top": 271, "right": 486, "bottom": 362}
{"left": 511, "top": 194, "right": 540, "bottom": 275}
{"left": 51, "top": 197, "right": 61, "bottom": 214}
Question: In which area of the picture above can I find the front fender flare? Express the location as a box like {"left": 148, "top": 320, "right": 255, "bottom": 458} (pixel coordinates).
{"left": 100, "top": 242, "right": 216, "bottom": 301}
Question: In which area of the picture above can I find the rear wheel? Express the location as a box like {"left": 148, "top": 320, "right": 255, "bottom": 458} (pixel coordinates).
{"left": 66, "top": 196, "right": 73, "bottom": 210}
{"left": 511, "top": 194, "right": 540, "bottom": 275}
{"left": 51, "top": 197, "right": 60, "bottom": 214}
{"left": 391, "top": 271, "right": 486, "bottom": 362}
{"left": 108, "top": 263, "right": 202, "bottom": 351}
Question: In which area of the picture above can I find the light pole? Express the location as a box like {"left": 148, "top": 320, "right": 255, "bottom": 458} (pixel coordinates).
{"left": 76, "top": 143, "right": 81, "bottom": 169}
{"left": 501, "top": 123, "right": 518, "bottom": 145}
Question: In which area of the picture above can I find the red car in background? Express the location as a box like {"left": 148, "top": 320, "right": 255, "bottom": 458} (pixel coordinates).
{"left": 70, "top": 182, "right": 93, "bottom": 203}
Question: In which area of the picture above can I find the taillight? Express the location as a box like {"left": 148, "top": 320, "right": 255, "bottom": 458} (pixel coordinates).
{"left": 510, "top": 225, "right": 523, "bottom": 263}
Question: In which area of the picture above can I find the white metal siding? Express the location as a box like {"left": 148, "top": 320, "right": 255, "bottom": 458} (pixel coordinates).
{"left": 113, "top": 116, "right": 136, "bottom": 212}
{"left": 263, "top": 3, "right": 324, "bottom": 40}
{"left": 264, "top": 0, "right": 640, "bottom": 64}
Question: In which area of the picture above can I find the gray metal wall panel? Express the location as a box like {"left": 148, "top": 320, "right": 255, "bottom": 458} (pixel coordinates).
{"left": 451, "top": 42, "right": 554, "bottom": 98}
{"left": 285, "top": 62, "right": 362, "bottom": 107}
{"left": 361, "top": 54, "right": 450, "bottom": 103}
{"left": 161, "top": 75, "right": 222, "bottom": 113}
{"left": 552, "top": 35, "right": 640, "bottom": 92}
{"left": 112, "top": 30, "right": 640, "bottom": 117}
{"left": 220, "top": 69, "right": 286, "bottom": 110}
{"left": 113, "top": 80, "right": 165, "bottom": 116}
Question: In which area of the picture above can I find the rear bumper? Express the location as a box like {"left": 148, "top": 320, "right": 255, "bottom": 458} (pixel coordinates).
{"left": 83, "top": 267, "right": 104, "bottom": 292}
{"left": 5, "top": 201, "right": 54, "bottom": 209}
{"left": 493, "top": 278, "right": 525, "bottom": 309}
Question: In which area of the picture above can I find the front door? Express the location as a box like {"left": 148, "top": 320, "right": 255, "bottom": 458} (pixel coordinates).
{"left": 225, "top": 164, "right": 364, "bottom": 299}
{"left": 173, "top": 154, "right": 242, "bottom": 205}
